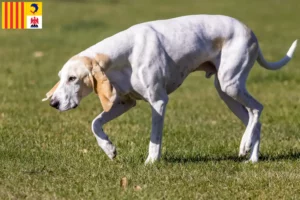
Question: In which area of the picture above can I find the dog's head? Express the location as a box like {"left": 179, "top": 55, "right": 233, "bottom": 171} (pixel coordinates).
{"left": 43, "top": 55, "right": 115, "bottom": 112}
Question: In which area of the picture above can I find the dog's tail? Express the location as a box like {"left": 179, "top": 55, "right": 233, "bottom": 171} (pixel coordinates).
{"left": 257, "top": 40, "right": 297, "bottom": 70}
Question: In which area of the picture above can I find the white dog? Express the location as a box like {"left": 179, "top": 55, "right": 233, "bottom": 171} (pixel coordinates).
{"left": 43, "top": 15, "right": 297, "bottom": 164}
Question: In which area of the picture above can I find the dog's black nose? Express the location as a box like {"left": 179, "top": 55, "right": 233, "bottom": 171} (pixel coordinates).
{"left": 50, "top": 99, "right": 60, "bottom": 109}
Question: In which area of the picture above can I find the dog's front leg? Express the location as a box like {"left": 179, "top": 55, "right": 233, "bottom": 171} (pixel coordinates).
{"left": 92, "top": 99, "right": 136, "bottom": 159}
{"left": 145, "top": 94, "right": 169, "bottom": 164}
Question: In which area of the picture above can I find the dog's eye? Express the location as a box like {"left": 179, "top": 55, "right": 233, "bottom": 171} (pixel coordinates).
{"left": 68, "top": 76, "right": 76, "bottom": 82}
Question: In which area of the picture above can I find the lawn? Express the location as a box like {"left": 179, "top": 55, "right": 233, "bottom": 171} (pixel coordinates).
{"left": 1, "top": 0, "right": 300, "bottom": 199}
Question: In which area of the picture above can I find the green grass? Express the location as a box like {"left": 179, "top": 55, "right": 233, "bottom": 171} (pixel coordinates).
{"left": 1, "top": 0, "right": 300, "bottom": 199}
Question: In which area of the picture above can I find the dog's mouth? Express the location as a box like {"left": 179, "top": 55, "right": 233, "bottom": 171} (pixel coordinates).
{"left": 55, "top": 103, "right": 78, "bottom": 112}
{"left": 63, "top": 104, "right": 78, "bottom": 111}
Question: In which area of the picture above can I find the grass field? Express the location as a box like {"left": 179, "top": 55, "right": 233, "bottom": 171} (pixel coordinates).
{"left": 1, "top": 0, "right": 300, "bottom": 199}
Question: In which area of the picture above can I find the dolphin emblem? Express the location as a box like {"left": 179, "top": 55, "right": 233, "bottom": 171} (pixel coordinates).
{"left": 30, "top": 3, "right": 39, "bottom": 14}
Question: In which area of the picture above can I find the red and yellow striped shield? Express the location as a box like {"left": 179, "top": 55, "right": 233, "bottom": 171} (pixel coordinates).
{"left": 2, "top": 2, "right": 42, "bottom": 29}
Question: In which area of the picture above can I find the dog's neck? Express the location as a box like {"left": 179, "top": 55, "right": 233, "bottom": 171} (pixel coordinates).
{"left": 78, "top": 29, "right": 134, "bottom": 67}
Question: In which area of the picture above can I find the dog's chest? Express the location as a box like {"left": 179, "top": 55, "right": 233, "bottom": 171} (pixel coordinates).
{"left": 165, "top": 69, "right": 190, "bottom": 94}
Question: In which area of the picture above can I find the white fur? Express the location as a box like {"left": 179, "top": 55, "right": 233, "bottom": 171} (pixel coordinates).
{"left": 50, "top": 15, "right": 297, "bottom": 163}
{"left": 51, "top": 60, "right": 92, "bottom": 111}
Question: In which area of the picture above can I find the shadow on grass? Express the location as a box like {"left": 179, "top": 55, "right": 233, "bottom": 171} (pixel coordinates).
{"left": 164, "top": 151, "right": 300, "bottom": 163}
{"left": 260, "top": 152, "right": 300, "bottom": 161}
{"left": 163, "top": 153, "right": 244, "bottom": 163}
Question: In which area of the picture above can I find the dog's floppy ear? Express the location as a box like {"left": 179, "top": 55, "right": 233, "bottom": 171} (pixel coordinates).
{"left": 90, "top": 55, "right": 115, "bottom": 112}
{"left": 42, "top": 81, "right": 60, "bottom": 101}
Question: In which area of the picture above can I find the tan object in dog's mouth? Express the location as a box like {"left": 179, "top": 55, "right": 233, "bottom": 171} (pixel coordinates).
{"left": 42, "top": 81, "right": 60, "bottom": 102}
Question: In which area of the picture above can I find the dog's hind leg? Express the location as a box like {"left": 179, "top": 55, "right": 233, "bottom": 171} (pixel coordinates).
{"left": 217, "top": 39, "right": 262, "bottom": 162}
{"left": 92, "top": 98, "right": 136, "bottom": 159}
{"left": 218, "top": 77, "right": 262, "bottom": 163}
{"left": 215, "top": 77, "right": 249, "bottom": 125}
{"left": 231, "top": 87, "right": 262, "bottom": 163}
{"left": 214, "top": 77, "right": 261, "bottom": 160}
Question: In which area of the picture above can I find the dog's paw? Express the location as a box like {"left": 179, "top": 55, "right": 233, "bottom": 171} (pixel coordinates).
{"left": 107, "top": 147, "right": 117, "bottom": 160}
{"left": 248, "top": 157, "right": 258, "bottom": 163}
{"left": 145, "top": 156, "right": 159, "bottom": 165}
{"left": 239, "top": 135, "right": 253, "bottom": 157}
{"left": 244, "top": 156, "right": 258, "bottom": 163}
{"left": 238, "top": 151, "right": 246, "bottom": 157}
{"left": 239, "top": 144, "right": 252, "bottom": 157}
{"left": 103, "top": 142, "right": 117, "bottom": 160}
{"left": 239, "top": 143, "right": 247, "bottom": 157}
